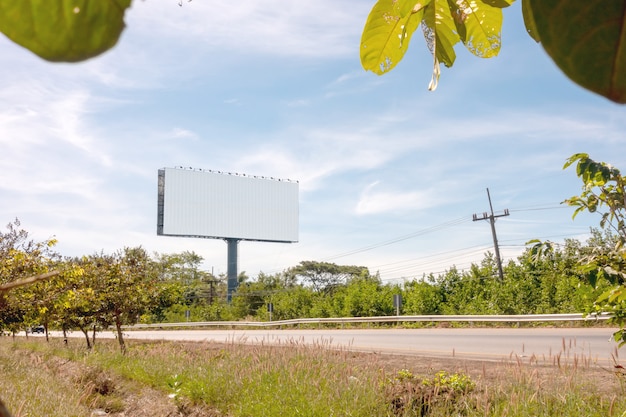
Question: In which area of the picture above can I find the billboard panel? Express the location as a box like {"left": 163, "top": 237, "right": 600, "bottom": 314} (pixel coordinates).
{"left": 157, "top": 167, "right": 299, "bottom": 243}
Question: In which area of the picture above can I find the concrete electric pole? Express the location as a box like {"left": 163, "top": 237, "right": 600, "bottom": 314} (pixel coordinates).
{"left": 472, "top": 188, "right": 509, "bottom": 281}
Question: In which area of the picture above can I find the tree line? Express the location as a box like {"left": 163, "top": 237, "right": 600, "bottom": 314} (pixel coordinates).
{"left": 0, "top": 217, "right": 615, "bottom": 354}
{"left": 2, "top": 154, "right": 626, "bottom": 352}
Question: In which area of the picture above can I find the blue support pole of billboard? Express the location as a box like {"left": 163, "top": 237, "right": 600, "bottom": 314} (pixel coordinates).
{"left": 226, "top": 238, "right": 240, "bottom": 303}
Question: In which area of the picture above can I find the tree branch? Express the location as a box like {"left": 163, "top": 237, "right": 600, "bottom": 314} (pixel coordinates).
{"left": 0, "top": 270, "right": 60, "bottom": 292}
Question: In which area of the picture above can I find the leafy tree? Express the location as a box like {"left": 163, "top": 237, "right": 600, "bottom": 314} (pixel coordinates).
{"left": 100, "top": 247, "right": 161, "bottom": 353}
{"left": 56, "top": 257, "right": 102, "bottom": 349}
{"left": 0, "top": 219, "right": 61, "bottom": 335}
{"left": 337, "top": 273, "right": 396, "bottom": 317}
{"left": 229, "top": 279, "right": 269, "bottom": 319}
{"left": 60, "top": 248, "right": 162, "bottom": 352}
{"left": 25, "top": 259, "right": 84, "bottom": 341}
{"left": 266, "top": 286, "right": 315, "bottom": 321}
{"left": 155, "top": 251, "right": 204, "bottom": 284}
{"left": 288, "top": 261, "right": 369, "bottom": 294}
{"left": 439, "top": 260, "right": 499, "bottom": 315}
{"left": 403, "top": 276, "right": 443, "bottom": 315}
{"left": 361, "top": 0, "right": 626, "bottom": 103}
{"left": 560, "top": 154, "right": 626, "bottom": 344}
{"left": 154, "top": 251, "right": 219, "bottom": 313}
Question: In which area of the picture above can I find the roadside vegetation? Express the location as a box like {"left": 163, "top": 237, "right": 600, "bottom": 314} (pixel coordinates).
{"left": 0, "top": 221, "right": 620, "bottom": 353}
{"left": 2, "top": 336, "right": 626, "bottom": 417}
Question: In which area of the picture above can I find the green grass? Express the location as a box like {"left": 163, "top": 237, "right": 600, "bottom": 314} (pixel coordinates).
{"left": 1, "top": 336, "right": 626, "bottom": 416}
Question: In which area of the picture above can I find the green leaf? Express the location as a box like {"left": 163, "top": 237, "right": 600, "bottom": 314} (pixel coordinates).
{"left": 480, "top": 0, "right": 516, "bottom": 7}
{"left": 449, "top": 0, "right": 503, "bottom": 59}
{"left": 608, "top": 287, "right": 625, "bottom": 303}
{"left": 0, "top": 0, "right": 131, "bottom": 62}
{"left": 597, "top": 286, "right": 617, "bottom": 303}
{"left": 563, "top": 153, "right": 588, "bottom": 170}
{"left": 422, "top": 0, "right": 460, "bottom": 68}
{"left": 526, "top": 0, "right": 626, "bottom": 104}
{"left": 360, "top": 0, "right": 428, "bottom": 75}
{"left": 521, "top": 0, "right": 540, "bottom": 42}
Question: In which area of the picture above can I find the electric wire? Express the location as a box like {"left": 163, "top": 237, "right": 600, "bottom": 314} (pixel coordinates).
{"left": 249, "top": 202, "right": 587, "bottom": 280}
{"left": 322, "top": 216, "right": 470, "bottom": 262}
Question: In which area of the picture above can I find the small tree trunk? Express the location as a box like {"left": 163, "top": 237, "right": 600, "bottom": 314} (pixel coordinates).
{"left": 80, "top": 327, "right": 92, "bottom": 350}
{"left": 44, "top": 323, "right": 49, "bottom": 342}
{"left": 62, "top": 328, "right": 68, "bottom": 345}
{"left": 92, "top": 324, "right": 97, "bottom": 346}
{"left": 115, "top": 315, "right": 126, "bottom": 355}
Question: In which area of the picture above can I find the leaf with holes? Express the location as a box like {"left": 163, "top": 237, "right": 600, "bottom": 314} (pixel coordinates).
{"left": 360, "top": 0, "right": 429, "bottom": 75}
{"left": 450, "top": 0, "right": 504, "bottom": 59}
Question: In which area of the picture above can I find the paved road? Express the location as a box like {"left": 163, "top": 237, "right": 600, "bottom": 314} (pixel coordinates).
{"left": 69, "top": 327, "right": 622, "bottom": 364}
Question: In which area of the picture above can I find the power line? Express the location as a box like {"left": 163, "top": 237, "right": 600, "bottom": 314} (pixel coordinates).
{"left": 247, "top": 201, "right": 586, "bottom": 280}
{"left": 322, "top": 216, "right": 470, "bottom": 262}
{"left": 509, "top": 205, "right": 568, "bottom": 212}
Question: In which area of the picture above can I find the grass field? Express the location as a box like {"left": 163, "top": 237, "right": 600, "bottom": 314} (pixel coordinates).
{"left": 1, "top": 336, "right": 626, "bottom": 416}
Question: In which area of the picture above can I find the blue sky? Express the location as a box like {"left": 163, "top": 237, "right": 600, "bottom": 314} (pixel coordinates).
{"left": 1, "top": 1, "right": 625, "bottom": 283}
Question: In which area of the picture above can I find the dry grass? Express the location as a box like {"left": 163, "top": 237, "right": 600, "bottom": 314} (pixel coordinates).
{"left": 1, "top": 336, "right": 626, "bottom": 416}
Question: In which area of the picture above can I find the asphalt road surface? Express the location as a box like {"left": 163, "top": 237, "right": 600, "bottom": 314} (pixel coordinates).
{"left": 51, "top": 327, "right": 622, "bottom": 364}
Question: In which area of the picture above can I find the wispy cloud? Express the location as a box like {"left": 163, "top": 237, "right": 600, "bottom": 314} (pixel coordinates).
{"left": 355, "top": 181, "right": 436, "bottom": 215}
{"left": 126, "top": 0, "right": 371, "bottom": 59}
{"left": 167, "top": 128, "right": 199, "bottom": 141}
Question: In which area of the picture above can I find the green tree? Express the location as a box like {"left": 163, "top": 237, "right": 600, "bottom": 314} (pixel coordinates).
{"left": 56, "top": 257, "right": 102, "bottom": 349}
{"left": 155, "top": 251, "right": 204, "bottom": 285}
{"left": 288, "top": 261, "right": 369, "bottom": 294}
{"left": 0, "top": 219, "right": 61, "bottom": 335}
{"left": 403, "top": 276, "right": 443, "bottom": 315}
{"left": 267, "top": 286, "right": 315, "bottom": 320}
{"left": 86, "top": 247, "right": 161, "bottom": 353}
{"left": 337, "top": 273, "right": 396, "bottom": 317}
{"left": 25, "top": 258, "right": 84, "bottom": 341}
{"left": 560, "top": 154, "right": 626, "bottom": 344}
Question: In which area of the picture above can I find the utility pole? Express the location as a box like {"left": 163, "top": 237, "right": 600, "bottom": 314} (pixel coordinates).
{"left": 472, "top": 188, "right": 510, "bottom": 281}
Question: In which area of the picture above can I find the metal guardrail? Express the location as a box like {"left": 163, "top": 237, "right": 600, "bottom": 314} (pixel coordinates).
{"left": 126, "top": 313, "right": 612, "bottom": 330}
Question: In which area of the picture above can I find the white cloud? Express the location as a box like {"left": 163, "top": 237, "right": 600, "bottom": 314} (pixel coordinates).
{"left": 167, "top": 128, "right": 198, "bottom": 141}
{"left": 355, "top": 182, "right": 435, "bottom": 215}
{"left": 125, "top": 0, "right": 371, "bottom": 59}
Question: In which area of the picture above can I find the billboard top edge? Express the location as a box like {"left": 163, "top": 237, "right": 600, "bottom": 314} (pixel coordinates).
{"left": 162, "top": 166, "right": 299, "bottom": 184}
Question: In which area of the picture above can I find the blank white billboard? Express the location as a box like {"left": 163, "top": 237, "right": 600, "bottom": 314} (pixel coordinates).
{"left": 157, "top": 167, "right": 299, "bottom": 243}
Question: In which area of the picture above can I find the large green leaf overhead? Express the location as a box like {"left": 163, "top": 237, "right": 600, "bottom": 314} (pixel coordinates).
{"left": 361, "top": 0, "right": 511, "bottom": 89}
{"left": 360, "top": 0, "right": 428, "bottom": 75}
{"left": 526, "top": 0, "right": 626, "bottom": 104}
{"left": 0, "top": 0, "right": 131, "bottom": 62}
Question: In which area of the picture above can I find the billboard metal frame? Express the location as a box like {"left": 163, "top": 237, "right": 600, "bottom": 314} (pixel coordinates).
{"left": 157, "top": 167, "right": 299, "bottom": 301}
